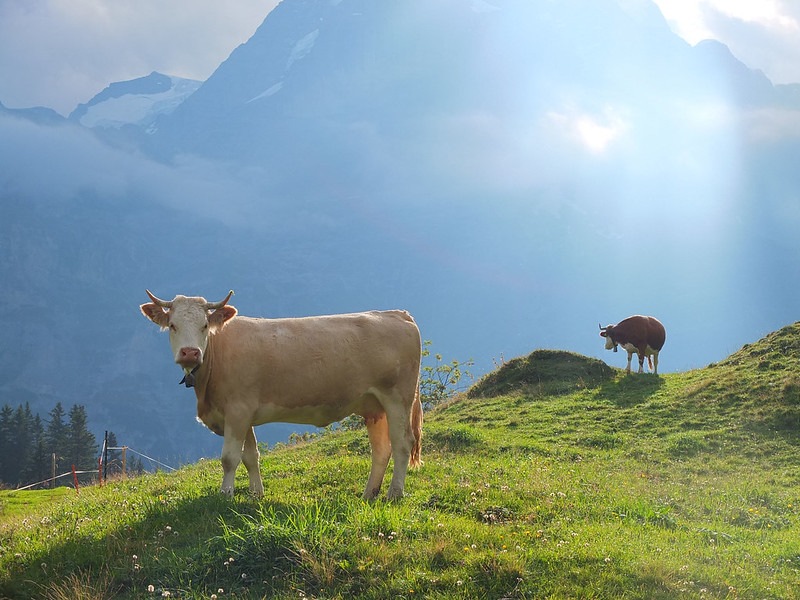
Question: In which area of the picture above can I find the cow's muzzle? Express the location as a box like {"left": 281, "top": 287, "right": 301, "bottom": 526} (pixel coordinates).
{"left": 177, "top": 346, "right": 202, "bottom": 369}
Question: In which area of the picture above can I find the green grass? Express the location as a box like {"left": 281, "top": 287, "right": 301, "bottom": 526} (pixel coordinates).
{"left": 0, "top": 488, "right": 72, "bottom": 519}
{"left": 2, "top": 324, "right": 800, "bottom": 598}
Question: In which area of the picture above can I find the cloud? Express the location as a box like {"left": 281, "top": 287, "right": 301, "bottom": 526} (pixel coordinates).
{"left": 653, "top": 0, "right": 800, "bottom": 84}
{"left": 0, "top": 114, "right": 271, "bottom": 229}
{"left": 0, "top": 0, "right": 279, "bottom": 115}
{"left": 706, "top": 0, "right": 798, "bottom": 29}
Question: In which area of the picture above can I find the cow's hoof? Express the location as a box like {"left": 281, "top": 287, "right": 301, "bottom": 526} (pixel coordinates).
{"left": 362, "top": 490, "right": 380, "bottom": 502}
{"left": 220, "top": 487, "right": 235, "bottom": 497}
{"left": 386, "top": 488, "right": 404, "bottom": 502}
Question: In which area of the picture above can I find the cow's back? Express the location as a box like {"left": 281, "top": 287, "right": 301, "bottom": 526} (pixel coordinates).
{"left": 217, "top": 310, "right": 418, "bottom": 363}
{"left": 644, "top": 316, "right": 666, "bottom": 351}
{"left": 202, "top": 310, "right": 421, "bottom": 426}
{"left": 619, "top": 315, "right": 665, "bottom": 351}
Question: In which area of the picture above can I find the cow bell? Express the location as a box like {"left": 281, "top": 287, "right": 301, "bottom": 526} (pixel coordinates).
{"left": 180, "top": 366, "right": 200, "bottom": 388}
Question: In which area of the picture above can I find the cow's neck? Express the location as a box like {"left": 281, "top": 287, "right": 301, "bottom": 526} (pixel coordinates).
{"left": 608, "top": 333, "right": 619, "bottom": 352}
{"left": 191, "top": 343, "right": 223, "bottom": 435}
{"left": 191, "top": 357, "right": 212, "bottom": 397}
{"left": 192, "top": 339, "right": 217, "bottom": 394}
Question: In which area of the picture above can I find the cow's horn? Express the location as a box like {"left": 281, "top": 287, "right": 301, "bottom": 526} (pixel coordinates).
{"left": 206, "top": 290, "right": 234, "bottom": 310}
{"left": 146, "top": 289, "right": 172, "bottom": 308}
{"left": 598, "top": 323, "right": 604, "bottom": 330}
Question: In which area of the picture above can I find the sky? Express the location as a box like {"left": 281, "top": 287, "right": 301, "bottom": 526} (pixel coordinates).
{"left": 0, "top": 0, "right": 799, "bottom": 116}
{"left": 0, "top": 0, "right": 280, "bottom": 116}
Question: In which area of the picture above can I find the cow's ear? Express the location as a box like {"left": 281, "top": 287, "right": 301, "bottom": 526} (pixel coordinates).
{"left": 208, "top": 305, "right": 237, "bottom": 331}
{"left": 141, "top": 303, "right": 170, "bottom": 330}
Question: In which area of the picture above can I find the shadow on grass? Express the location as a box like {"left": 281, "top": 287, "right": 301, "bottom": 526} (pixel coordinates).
{"left": 1, "top": 483, "right": 744, "bottom": 600}
{"left": 0, "top": 488, "right": 296, "bottom": 599}
{"left": 596, "top": 372, "right": 665, "bottom": 407}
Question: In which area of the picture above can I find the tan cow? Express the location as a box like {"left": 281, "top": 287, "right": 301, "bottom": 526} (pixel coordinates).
{"left": 140, "top": 290, "right": 423, "bottom": 500}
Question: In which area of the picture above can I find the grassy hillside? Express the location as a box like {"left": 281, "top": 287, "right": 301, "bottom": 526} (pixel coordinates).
{"left": 2, "top": 325, "right": 800, "bottom": 599}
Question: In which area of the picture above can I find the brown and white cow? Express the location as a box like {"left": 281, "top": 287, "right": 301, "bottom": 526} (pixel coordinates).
{"left": 140, "top": 290, "right": 423, "bottom": 500}
{"left": 599, "top": 315, "right": 666, "bottom": 375}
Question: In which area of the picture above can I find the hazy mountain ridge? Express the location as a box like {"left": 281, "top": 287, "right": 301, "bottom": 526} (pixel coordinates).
{"left": 68, "top": 71, "right": 202, "bottom": 130}
{"left": 2, "top": 0, "right": 800, "bottom": 465}
{"left": 0, "top": 101, "right": 65, "bottom": 126}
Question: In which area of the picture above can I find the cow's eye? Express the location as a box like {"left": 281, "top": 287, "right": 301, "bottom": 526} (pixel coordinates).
{"left": 169, "top": 324, "right": 177, "bottom": 332}
{"left": 202, "top": 323, "right": 209, "bottom": 331}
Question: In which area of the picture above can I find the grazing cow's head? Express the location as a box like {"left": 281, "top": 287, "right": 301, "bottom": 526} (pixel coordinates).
{"left": 599, "top": 324, "right": 616, "bottom": 351}
{"left": 140, "top": 290, "right": 237, "bottom": 372}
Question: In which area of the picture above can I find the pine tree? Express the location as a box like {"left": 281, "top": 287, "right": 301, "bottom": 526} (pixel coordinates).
{"left": 0, "top": 405, "right": 15, "bottom": 485}
{"left": 23, "top": 415, "right": 48, "bottom": 486}
{"left": 0, "top": 403, "right": 102, "bottom": 488}
{"left": 46, "top": 403, "right": 69, "bottom": 476}
{"left": 66, "top": 404, "right": 98, "bottom": 473}
{"left": 8, "top": 404, "right": 34, "bottom": 485}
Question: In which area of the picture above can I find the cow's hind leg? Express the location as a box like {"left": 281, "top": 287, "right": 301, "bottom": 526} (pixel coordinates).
{"left": 243, "top": 427, "right": 264, "bottom": 497}
{"left": 633, "top": 347, "right": 646, "bottom": 373}
{"left": 364, "top": 414, "right": 391, "bottom": 500}
{"left": 382, "top": 392, "right": 415, "bottom": 501}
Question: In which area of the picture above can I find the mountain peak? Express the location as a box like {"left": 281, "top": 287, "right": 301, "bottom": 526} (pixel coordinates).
{"left": 69, "top": 72, "right": 202, "bottom": 130}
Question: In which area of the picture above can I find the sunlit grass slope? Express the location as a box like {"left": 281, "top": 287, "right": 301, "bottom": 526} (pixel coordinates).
{"left": 2, "top": 325, "right": 800, "bottom": 599}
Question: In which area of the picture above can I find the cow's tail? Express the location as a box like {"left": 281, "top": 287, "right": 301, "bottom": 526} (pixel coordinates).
{"left": 647, "top": 355, "right": 654, "bottom": 371}
{"left": 409, "top": 386, "right": 423, "bottom": 468}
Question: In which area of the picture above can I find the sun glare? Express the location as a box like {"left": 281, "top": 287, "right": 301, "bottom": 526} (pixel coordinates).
{"left": 576, "top": 116, "right": 622, "bottom": 153}
{"left": 546, "top": 109, "right": 627, "bottom": 154}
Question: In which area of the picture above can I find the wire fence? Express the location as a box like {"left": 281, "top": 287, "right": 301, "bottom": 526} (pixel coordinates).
{"left": 14, "top": 468, "right": 99, "bottom": 492}
{"left": 12, "top": 432, "right": 177, "bottom": 492}
{"left": 107, "top": 446, "right": 176, "bottom": 473}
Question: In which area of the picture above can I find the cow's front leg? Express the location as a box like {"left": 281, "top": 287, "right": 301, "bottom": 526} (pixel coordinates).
{"left": 243, "top": 427, "right": 264, "bottom": 497}
{"left": 625, "top": 351, "right": 633, "bottom": 374}
{"left": 220, "top": 422, "right": 248, "bottom": 497}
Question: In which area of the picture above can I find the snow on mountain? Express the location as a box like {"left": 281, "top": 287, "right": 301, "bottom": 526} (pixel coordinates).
{"left": 287, "top": 29, "right": 319, "bottom": 70}
{"left": 69, "top": 72, "right": 201, "bottom": 131}
{"left": 245, "top": 28, "right": 319, "bottom": 104}
{"left": 247, "top": 82, "right": 285, "bottom": 104}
